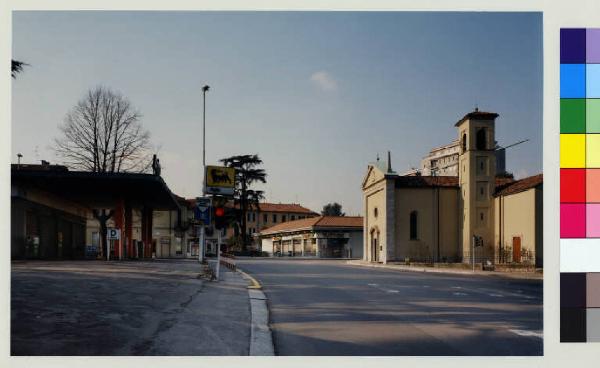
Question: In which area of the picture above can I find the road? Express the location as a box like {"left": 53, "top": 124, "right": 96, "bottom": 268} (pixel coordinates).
{"left": 11, "top": 260, "right": 250, "bottom": 356}
{"left": 236, "top": 259, "right": 543, "bottom": 356}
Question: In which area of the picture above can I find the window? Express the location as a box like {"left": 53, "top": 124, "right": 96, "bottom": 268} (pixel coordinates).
{"left": 374, "top": 207, "right": 378, "bottom": 218}
{"left": 252, "top": 212, "right": 256, "bottom": 222}
{"left": 282, "top": 215, "right": 287, "bottom": 222}
{"left": 291, "top": 215, "right": 295, "bottom": 221}
{"left": 263, "top": 214, "right": 268, "bottom": 223}
{"left": 247, "top": 212, "right": 252, "bottom": 221}
{"left": 476, "top": 128, "right": 487, "bottom": 150}
{"left": 461, "top": 133, "right": 467, "bottom": 152}
{"left": 273, "top": 214, "right": 277, "bottom": 223}
{"left": 409, "top": 211, "right": 418, "bottom": 240}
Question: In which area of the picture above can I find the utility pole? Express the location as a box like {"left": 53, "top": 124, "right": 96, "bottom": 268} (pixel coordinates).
{"left": 200, "top": 85, "right": 210, "bottom": 263}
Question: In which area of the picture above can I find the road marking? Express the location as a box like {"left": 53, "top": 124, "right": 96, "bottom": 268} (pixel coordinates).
{"left": 385, "top": 290, "right": 399, "bottom": 293}
{"left": 509, "top": 329, "right": 543, "bottom": 339}
{"left": 451, "top": 286, "right": 462, "bottom": 289}
{"left": 453, "top": 292, "right": 468, "bottom": 296}
{"left": 423, "top": 285, "right": 430, "bottom": 288}
{"left": 488, "top": 294, "right": 504, "bottom": 297}
{"left": 368, "top": 283, "right": 378, "bottom": 286}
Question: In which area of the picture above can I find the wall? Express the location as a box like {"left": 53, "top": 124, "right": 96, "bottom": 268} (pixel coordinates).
{"left": 363, "top": 168, "right": 387, "bottom": 262}
{"left": 394, "top": 187, "right": 459, "bottom": 262}
{"left": 494, "top": 188, "right": 538, "bottom": 264}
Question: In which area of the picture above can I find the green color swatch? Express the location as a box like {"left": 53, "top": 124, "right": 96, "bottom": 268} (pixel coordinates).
{"left": 561, "top": 98, "right": 586, "bottom": 133}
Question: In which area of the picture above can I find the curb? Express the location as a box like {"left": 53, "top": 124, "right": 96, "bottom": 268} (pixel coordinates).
{"left": 237, "top": 267, "right": 275, "bottom": 356}
{"left": 345, "top": 261, "right": 543, "bottom": 280}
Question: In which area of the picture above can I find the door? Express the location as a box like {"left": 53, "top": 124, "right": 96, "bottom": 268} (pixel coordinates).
{"left": 371, "top": 230, "right": 379, "bottom": 262}
{"left": 512, "top": 236, "right": 521, "bottom": 263}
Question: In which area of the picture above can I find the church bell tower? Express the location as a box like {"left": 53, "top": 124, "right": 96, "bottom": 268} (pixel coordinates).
{"left": 457, "top": 109, "right": 498, "bottom": 263}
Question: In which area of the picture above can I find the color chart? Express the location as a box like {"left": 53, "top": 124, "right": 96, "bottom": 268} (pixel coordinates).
{"left": 560, "top": 28, "right": 600, "bottom": 343}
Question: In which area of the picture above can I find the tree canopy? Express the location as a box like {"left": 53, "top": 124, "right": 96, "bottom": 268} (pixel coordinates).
{"left": 322, "top": 202, "right": 345, "bottom": 217}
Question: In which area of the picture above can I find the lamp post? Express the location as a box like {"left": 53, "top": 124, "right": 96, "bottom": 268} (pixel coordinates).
{"left": 199, "top": 85, "right": 210, "bottom": 264}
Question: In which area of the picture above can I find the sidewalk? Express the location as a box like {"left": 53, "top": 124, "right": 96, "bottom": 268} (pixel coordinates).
{"left": 345, "top": 260, "right": 543, "bottom": 280}
{"left": 11, "top": 260, "right": 252, "bottom": 356}
{"left": 149, "top": 268, "right": 252, "bottom": 355}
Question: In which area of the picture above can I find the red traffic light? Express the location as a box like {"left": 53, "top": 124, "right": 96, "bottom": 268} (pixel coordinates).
{"left": 215, "top": 207, "right": 225, "bottom": 217}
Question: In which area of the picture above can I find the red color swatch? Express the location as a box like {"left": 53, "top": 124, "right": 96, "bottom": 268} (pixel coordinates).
{"left": 561, "top": 169, "right": 586, "bottom": 202}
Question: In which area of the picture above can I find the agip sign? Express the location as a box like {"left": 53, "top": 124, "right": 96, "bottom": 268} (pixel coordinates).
{"left": 205, "top": 166, "right": 235, "bottom": 196}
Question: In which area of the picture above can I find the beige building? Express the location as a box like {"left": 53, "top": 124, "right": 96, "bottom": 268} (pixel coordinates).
{"left": 259, "top": 216, "right": 363, "bottom": 258}
{"left": 362, "top": 110, "right": 542, "bottom": 267}
{"left": 226, "top": 202, "right": 319, "bottom": 248}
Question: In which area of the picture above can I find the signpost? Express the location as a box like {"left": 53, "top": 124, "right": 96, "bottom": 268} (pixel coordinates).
{"left": 201, "top": 165, "right": 235, "bottom": 281}
{"left": 106, "top": 228, "right": 121, "bottom": 261}
{"left": 195, "top": 197, "right": 212, "bottom": 262}
{"left": 472, "top": 235, "right": 483, "bottom": 272}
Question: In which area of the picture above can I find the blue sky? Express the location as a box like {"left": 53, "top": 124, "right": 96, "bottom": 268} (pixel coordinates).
{"left": 12, "top": 12, "right": 542, "bottom": 215}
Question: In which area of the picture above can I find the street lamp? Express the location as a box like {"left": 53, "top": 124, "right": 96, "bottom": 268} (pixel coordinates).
{"left": 202, "top": 85, "right": 210, "bottom": 194}
{"left": 199, "top": 85, "right": 210, "bottom": 264}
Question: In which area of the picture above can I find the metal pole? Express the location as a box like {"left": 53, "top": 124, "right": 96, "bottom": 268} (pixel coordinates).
{"left": 216, "top": 229, "right": 221, "bottom": 281}
{"left": 200, "top": 85, "right": 209, "bottom": 264}
{"left": 199, "top": 226, "right": 205, "bottom": 263}
{"left": 472, "top": 236, "right": 475, "bottom": 272}
{"left": 107, "top": 239, "right": 110, "bottom": 262}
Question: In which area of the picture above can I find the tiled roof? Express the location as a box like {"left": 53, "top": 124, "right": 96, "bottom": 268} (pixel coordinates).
{"left": 181, "top": 200, "right": 317, "bottom": 215}
{"left": 252, "top": 203, "right": 318, "bottom": 214}
{"left": 454, "top": 110, "right": 499, "bottom": 127}
{"left": 260, "top": 216, "right": 363, "bottom": 235}
{"left": 395, "top": 176, "right": 459, "bottom": 188}
{"left": 494, "top": 174, "right": 543, "bottom": 197}
{"left": 394, "top": 175, "right": 518, "bottom": 189}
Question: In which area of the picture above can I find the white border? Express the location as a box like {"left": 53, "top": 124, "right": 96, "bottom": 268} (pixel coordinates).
{"left": 2, "top": 1, "right": 600, "bottom": 367}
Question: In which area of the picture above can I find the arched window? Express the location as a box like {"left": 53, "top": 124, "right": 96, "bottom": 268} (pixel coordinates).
{"left": 461, "top": 133, "right": 467, "bottom": 152}
{"left": 476, "top": 128, "right": 487, "bottom": 150}
{"left": 409, "top": 211, "right": 418, "bottom": 240}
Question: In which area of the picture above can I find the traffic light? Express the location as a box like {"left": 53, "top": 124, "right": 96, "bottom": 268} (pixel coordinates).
{"left": 214, "top": 206, "right": 226, "bottom": 230}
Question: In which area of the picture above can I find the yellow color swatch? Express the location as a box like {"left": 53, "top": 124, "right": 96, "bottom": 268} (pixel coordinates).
{"left": 561, "top": 134, "right": 586, "bottom": 168}
{"left": 587, "top": 134, "right": 600, "bottom": 168}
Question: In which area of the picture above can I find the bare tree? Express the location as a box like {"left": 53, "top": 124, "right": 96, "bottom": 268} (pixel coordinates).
{"left": 55, "top": 86, "right": 151, "bottom": 173}
{"left": 11, "top": 59, "right": 29, "bottom": 78}
{"left": 54, "top": 86, "right": 153, "bottom": 257}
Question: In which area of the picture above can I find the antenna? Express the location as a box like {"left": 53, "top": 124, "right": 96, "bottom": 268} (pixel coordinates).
{"left": 496, "top": 139, "right": 529, "bottom": 150}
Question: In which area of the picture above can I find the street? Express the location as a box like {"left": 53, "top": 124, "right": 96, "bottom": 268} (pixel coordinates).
{"left": 11, "top": 260, "right": 251, "bottom": 355}
{"left": 237, "top": 259, "right": 543, "bottom": 356}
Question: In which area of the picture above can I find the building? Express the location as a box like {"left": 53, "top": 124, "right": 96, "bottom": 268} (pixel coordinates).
{"left": 259, "top": 216, "right": 363, "bottom": 258}
{"left": 12, "top": 163, "right": 181, "bottom": 260}
{"left": 362, "top": 110, "right": 542, "bottom": 267}
{"left": 226, "top": 202, "right": 319, "bottom": 250}
{"left": 420, "top": 138, "right": 506, "bottom": 176}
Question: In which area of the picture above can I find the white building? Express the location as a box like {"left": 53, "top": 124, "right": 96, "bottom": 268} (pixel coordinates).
{"left": 259, "top": 216, "right": 363, "bottom": 258}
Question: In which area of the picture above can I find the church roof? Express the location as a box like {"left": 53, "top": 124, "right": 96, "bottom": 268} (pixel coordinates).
{"left": 393, "top": 175, "right": 535, "bottom": 193}
{"left": 395, "top": 176, "right": 459, "bottom": 188}
{"left": 494, "top": 174, "right": 543, "bottom": 197}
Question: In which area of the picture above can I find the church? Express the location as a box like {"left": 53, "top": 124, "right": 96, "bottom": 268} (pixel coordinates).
{"left": 361, "top": 110, "right": 543, "bottom": 267}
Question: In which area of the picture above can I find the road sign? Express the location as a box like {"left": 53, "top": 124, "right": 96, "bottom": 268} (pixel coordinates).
{"left": 195, "top": 197, "right": 212, "bottom": 225}
{"left": 206, "top": 166, "right": 235, "bottom": 196}
{"left": 107, "top": 228, "right": 121, "bottom": 240}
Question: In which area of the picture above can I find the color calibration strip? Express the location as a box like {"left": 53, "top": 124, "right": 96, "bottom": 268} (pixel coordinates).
{"left": 560, "top": 28, "right": 600, "bottom": 343}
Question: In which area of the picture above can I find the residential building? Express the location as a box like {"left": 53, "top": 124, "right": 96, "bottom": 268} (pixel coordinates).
{"left": 420, "top": 138, "right": 506, "bottom": 176}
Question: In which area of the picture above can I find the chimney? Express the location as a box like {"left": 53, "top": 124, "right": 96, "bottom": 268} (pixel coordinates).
{"left": 387, "top": 151, "right": 392, "bottom": 173}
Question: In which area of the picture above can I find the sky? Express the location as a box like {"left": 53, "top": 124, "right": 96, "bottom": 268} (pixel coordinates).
{"left": 11, "top": 12, "right": 542, "bottom": 216}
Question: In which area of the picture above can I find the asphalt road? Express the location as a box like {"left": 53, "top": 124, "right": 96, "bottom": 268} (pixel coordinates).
{"left": 11, "top": 260, "right": 251, "bottom": 356}
{"left": 236, "top": 259, "right": 543, "bottom": 356}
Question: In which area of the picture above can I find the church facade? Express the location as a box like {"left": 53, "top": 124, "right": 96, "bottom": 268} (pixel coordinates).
{"left": 362, "top": 110, "right": 542, "bottom": 267}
